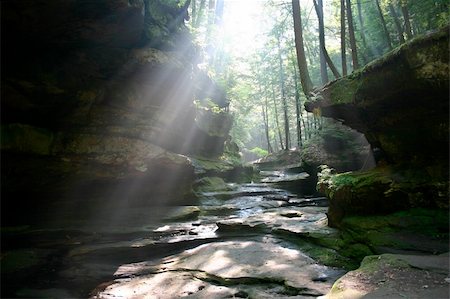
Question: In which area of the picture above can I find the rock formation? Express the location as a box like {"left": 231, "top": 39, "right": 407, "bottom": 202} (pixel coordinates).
{"left": 305, "top": 27, "right": 449, "bottom": 226}
{"left": 1, "top": 0, "right": 234, "bottom": 225}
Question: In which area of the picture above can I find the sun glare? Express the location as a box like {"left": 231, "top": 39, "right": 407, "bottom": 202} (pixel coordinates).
{"left": 222, "top": 0, "right": 266, "bottom": 58}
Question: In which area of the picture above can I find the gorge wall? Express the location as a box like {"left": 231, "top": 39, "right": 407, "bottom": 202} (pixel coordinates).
{"left": 1, "top": 0, "right": 233, "bottom": 225}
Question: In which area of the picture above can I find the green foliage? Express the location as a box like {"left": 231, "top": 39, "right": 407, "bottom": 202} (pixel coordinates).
{"left": 249, "top": 147, "right": 268, "bottom": 158}
{"left": 186, "top": 0, "right": 448, "bottom": 157}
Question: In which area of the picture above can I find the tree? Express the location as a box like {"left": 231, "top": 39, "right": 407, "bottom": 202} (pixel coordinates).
{"left": 388, "top": 3, "right": 405, "bottom": 44}
{"left": 291, "top": 57, "right": 303, "bottom": 147}
{"left": 271, "top": 80, "right": 284, "bottom": 150}
{"left": 312, "top": 0, "right": 340, "bottom": 80}
{"left": 356, "top": 0, "right": 373, "bottom": 59}
{"left": 401, "top": 0, "right": 413, "bottom": 39}
{"left": 276, "top": 33, "right": 290, "bottom": 150}
{"left": 375, "top": 0, "right": 393, "bottom": 50}
{"left": 313, "top": 0, "right": 329, "bottom": 84}
{"left": 214, "top": 0, "right": 224, "bottom": 25}
{"left": 346, "top": 0, "right": 359, "bottom": 70}
{"left": 291, "top": 0, "right": 314, "bottom": 97}
{"left": 193, "top": 0, "right": 206, "bottom": 28}
{"left": 258, "top": 81, "right": 273, "bottom": 153}
{"left": 340, "top": 0, "right": 347, "bottom": 76}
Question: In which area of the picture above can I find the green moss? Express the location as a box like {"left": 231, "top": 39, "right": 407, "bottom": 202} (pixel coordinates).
{"left": 194, "top": 176, "right": 231, "bottom": 193}
{"left": 1, "top": 124, "right": 54, "bottom": 155}
{"left": 330, "top": 168, "right": 392, "bottom": 190}
{"left": 0, "top": 226, "right": 30, "bottom": 233}
{"left": 327, "top": 77, "right": 361, "bottom": 104}
{"left": 359, "top": 254, "right": 410, "bottom": 274}
{"left": 191, "top": 157, "right": 235, "bottom": 173}
{"left": 307, "top": 232, "right": 346, "bottom": 250}
{"left": 300, "top": 243, "right": 357, "bottom": 269}
{"left": 328, "top": 254, "right": 411, "bottom": 297}
{"left": 195, "top": 108, "right": 233, "bottom": 138}
{"left": 164, "top": 206, "right": 201, "bottom": 222}
{"left": 1, "top": 249, "right": 42, "bottom": 273}
{"left": 339, "top": 208, "right": 449, "bottom": 254}
{"left": 340, "top": 243, "right": 373, "bottom": 260}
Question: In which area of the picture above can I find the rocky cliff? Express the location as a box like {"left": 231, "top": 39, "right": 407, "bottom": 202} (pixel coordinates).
{"left": 1, "top": 0, "right": 233, "bottom": 225}
{"left": 305, "top": 28, "right": 449, "bottom": 226}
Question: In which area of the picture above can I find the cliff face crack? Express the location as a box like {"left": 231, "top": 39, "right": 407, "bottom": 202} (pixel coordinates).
{"left": 160, "top": 268, "right": 325, "bottom": 297}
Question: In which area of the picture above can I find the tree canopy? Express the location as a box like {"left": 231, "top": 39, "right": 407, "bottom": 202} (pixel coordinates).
{"left": 186, "top": 0, "right": 448, "bottom": 161}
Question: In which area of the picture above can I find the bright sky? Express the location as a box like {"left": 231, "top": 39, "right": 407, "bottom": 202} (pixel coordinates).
{"left": 221, "top": 0, "right": 266, "bottom": 58}
{"left": 220, "top": 0, "right": 321, "bottom": 58}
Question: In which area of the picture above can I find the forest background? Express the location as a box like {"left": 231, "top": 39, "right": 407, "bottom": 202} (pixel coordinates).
{"left": 185, "top": 0, "right": 448, "bottom": 161}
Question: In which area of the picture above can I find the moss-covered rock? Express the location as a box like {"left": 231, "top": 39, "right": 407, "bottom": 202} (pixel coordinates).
{"left": 325, "top": 253, "right": 449, "bottom": 299}
{"left": 318, "top": 166, "right": 449, "bottom": 227}
{"left": 1, "top": 124, "right": 54, "bottom": 155}
{"left": 190, "top": 153, "right": 253, "bottom": 183}
{"left": 1, "top": 0, "right": 239, "bottom": 224}
{"left": 193, "top": 177, "right": 231, "bottom": 193}
{"left": 301, "top": 120, "right": 375, "bottom": 173}
{"left": 164, "top": 206, "right": 201, "bottom": 222}
{"left": 253, "top": 150, "right": 303, "bottom": 171}
{"left": 305, "top": 27, "right": 449, "bottom": 170}
{"left": 1, "top": 249, "right": 49, "bottom": 274}
{"left": 340, "top": 209, "right": 449, "bottom": 254}
{"left": 141, "top": 0, "right": 191, "bottom": 49}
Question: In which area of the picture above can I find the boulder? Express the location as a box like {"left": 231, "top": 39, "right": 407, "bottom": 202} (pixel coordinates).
{"left": 323, "top": 253, "right": 449, "bottom": 299}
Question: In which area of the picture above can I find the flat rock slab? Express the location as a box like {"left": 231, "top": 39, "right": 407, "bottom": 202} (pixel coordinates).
{"left": 323, "top": 253, "right": 450, "bottom": 299}
{"left": 261, "top": 172, "right": 310, "bottom": 183}
{"left": 94, "top": 240, "right": 344, "bottom": 298}
{"left": 217, "top": 207, "right": 337, "bottom": 238}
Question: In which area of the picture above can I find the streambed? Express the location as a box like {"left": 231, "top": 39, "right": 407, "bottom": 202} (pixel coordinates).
{"left": 2, "top": 173, "right": 347, "bottom": 298}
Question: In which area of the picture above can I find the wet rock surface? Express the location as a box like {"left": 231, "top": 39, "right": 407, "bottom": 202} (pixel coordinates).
{"left": 2, "top": 171, "right": 345, "bottom": 298}
{"left": 3, "top": 169, "right": 448, "bottom": 298}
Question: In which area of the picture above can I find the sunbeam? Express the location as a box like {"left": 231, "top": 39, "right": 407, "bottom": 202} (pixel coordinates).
{"left": 2, "top": 0, "right": 448, "bottom": 298}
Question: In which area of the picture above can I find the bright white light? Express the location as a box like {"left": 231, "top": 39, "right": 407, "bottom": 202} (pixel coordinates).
{"left": 221, "top": 0, "right": 266, "bottom": 58}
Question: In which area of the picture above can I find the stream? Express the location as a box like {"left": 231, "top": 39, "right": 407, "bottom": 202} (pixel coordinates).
{"left": 2, "top": 171, "right": 347, "bottom": 298}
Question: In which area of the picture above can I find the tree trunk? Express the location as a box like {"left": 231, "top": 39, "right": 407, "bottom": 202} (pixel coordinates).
{"left": 301, "top": 116, "right": 307, "bottom": 140}
{"left": 401, "top": 1, "right": 413, "bottom": 39}
{"left": 313, "top": 0, "right": 329, "bottom": 84}
{"left": 271, "top": 82, "right": 284, "bottom": 150}
{"left": 356, "top": 0, "right": 373, "bottom": 60}
{"left": 259, "top": 81, "right": 273, "bottom": 153}
{"left": 276, "top": 35, "right": 290, "bottom": 150}
{"left": 194, "top": 0, "right": 206, "bottom": 28}
{"left": 291, "top": 0, "right": 314, "bottom": 97}
{"left": 214, "top": 0, "right": 224, "bottom": 25}
{"left": 375, "top": 0, "right": 393, "bottom": 50}
{"left": 292, "top": 59, "right": 303, "bottom": 147}
{"left": 307, "top": 114, "right": 312, "bottom": 139}
{"left": 262, "top": 102, "right": 273, "bottom": 153}
{"left": 191, "top": 0, "right": 196, "bottom": 25}
{"left": 207, "top": 0, "right": 215, "bottom": 28}
{"left": 388, "top": 3, "right": 405, "bottom": 44}
{"left": 322, "top": 45, "right": 341, "bottom": 79}
{"left": 340, "top": 0, "right": 347, "bottom": 76}
{"left": 346, "top": 0, "right": 359, "bottom": 70}
{"left": 205, "top": 0, "right": 216, "bottom": 59}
